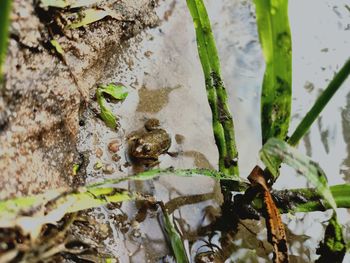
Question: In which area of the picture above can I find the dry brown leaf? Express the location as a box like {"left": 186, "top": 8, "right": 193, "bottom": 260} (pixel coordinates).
{"left": 248, "top": 166, "right": 289, "bottom": 263}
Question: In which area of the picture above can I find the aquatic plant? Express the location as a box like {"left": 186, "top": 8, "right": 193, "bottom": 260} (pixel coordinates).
{"left": 186, "top": 0, "right": 239, "bottom": 177}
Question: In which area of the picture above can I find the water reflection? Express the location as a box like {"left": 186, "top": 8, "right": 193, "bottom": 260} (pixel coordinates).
{"left": 137, "top": 85, "right": 180, "bottom": 113}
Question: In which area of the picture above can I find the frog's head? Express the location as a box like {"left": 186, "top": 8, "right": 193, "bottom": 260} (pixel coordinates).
{"left": 130, "top": 138, "right": 154, "bottom": 159}
{"left": 144, "top": 118, "right": 160, "bottom": 131}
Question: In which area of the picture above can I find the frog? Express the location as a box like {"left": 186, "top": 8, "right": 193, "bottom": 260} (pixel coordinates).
{"left": 128, "top": 119, "right": 171, "bottom": 167}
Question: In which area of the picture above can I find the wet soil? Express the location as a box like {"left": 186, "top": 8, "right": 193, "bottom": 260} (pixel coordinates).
{"left": 0, "top": 0, "right": 158, "bottom": 199}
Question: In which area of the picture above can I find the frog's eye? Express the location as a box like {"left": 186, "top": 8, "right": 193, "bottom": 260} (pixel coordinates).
{"left": 142, "top": 144, "right": 151, "bottom": 152}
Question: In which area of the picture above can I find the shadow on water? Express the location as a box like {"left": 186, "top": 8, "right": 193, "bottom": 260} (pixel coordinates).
{"left": 76, "top": 0, "right": 350, "bottom": 262}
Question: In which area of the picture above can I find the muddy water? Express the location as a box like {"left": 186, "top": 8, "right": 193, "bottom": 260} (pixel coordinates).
{"left": 78, "top": 0, "right": 350, "bottom": 262}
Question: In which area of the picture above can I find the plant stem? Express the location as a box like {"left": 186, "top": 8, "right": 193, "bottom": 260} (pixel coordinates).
{"left": 270, "top": 184, "right": 350, "bottom": 213}
{"left": 186, "top": 0, "right": 239, "bottom": 177}
{"left": 288, "top": 59, "right": 350, "bottom": 146}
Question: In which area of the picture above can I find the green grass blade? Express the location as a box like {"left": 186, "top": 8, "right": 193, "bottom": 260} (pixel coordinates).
{"left": 0, "top": 0, "right": 12, "bottom": 82}
{"left": 254, "top": 0, "right": 292, "bottom": 144}
{"left": 88, "top": 167, "right": 248, "bottom": 191}
{"left": 186, "top": 0, "right": 239, "bottom": 177}
{"left": 288, "top": 59, "right": 350, "bottom": 146}
{"left": 260, "top": 138, "right": 336, "bottom": 210}
{"left": 160, "top": 204, "right": 189, "bottom": 263}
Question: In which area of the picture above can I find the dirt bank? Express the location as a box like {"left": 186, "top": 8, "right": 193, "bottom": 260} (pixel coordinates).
{"left": 0, "top": 0, "right": 158, "bottom": 199}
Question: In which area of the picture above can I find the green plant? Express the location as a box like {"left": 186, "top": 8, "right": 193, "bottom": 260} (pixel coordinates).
{"left": 186, "top": 0, "right": 239, "bottom": 177}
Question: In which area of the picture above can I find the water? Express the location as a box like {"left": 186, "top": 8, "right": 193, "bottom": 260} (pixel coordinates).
{"left": 77, "top": 0, "right": 350, "bottom": 262}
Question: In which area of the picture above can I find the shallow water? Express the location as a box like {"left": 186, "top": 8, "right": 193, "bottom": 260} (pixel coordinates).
{"left": 78, "top": 0, "right": 350, "bottom": 261}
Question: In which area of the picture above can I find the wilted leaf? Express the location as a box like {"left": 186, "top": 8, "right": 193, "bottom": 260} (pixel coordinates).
{"left": 70, "top": 0, "right": 101, "bottom": 8}
{"left": 69, "top": 8, "right": 122, "bottom": 29}
{"left": 260, "top": 138, "right": 337, "bottom": 210}
{"left": 41, "top": 0, "right": 68, "bottom": 8}
{"left": 248, "top": 166, "right": 289, "bottom": 263}
{"left": 50, "top": 39, "right": 64, "bottom": 54}
{"left": 41, "top": 0, "right": 100, "bottom": 8}
{"left": 0, "top": 168, "right": 247, "bottom": 241}
{"left": 0, "top": 186, "right": 138, "bottom": 239}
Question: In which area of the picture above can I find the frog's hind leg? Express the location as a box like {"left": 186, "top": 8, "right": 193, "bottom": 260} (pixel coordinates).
{"left": 145, "top": 159, "right": 160, "bottom": 168}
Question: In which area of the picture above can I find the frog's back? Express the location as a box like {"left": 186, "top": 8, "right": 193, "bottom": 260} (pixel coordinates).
{"left": 146, "top": 129, "right": 171, "bottom": 154}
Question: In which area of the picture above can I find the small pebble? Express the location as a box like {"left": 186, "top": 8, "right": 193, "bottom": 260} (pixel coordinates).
{"left": 103, "top": 164, "right": 114, "bottom": 174}
{"left": 95, "top": 147, "right": 103, "bottom": 158}
{"left": 144, "top": 50, "right": 153, "bottom": 57}
{"left": 112, "top": 154, "right": 121, "bottom": 162}
{"left": 108, "top": 140, "right": 120, "bottom": 153}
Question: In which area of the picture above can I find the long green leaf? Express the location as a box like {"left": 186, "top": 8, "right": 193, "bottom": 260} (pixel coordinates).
{"left": 288, "top": 59, "right": 350, "bottom": 146}
{"left": 254, "top": 0, "right": 292, "bottom": 144}
{"left": 0, "top": 0, "right": 11, "bottom": 82}
{"left": 260, "top": 138, "right": 336, "bottom": 210}
{"left": 88, "top": 167, "right": 248, "bottom": 190}
{"left": 186, "top": 0, "right": 239, "bottom": 177}
{"left": 160, "top": 204, "right": 189, "bottom": 263}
